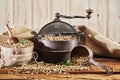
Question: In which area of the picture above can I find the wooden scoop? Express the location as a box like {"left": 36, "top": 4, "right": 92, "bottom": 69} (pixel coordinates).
{"left": 71, "top": 45, "right": 114, "bottom": 75}
{"left": 5, "top": 24, "right": 19, "bottom": 45}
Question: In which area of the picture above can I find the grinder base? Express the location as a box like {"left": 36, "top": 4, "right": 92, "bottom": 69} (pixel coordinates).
{"left": 35, "top": 49, "right": 70, "bottom": 63}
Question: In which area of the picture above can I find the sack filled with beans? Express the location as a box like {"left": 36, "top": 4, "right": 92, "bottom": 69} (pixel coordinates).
{"left": 0, "top": 39, "right": 34, "bottom": 68}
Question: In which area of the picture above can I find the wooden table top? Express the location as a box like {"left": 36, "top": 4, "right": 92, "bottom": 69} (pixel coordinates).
{"left": 0, "top": 57, "right": 120, "bottom": 80}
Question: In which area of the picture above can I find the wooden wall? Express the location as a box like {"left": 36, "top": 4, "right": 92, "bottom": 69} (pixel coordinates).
{"left": 0, "top": 0, "right": 120, "bottom": 42}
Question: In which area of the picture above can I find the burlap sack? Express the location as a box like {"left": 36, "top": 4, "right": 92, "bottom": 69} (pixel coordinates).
{"left": 0, "top": 25, "right": 36, "bottom": 68}
{"left": 0, "top": 35, "right": 8, "bottom": 44}
{"left": 0, "top": 45, "right": 34, "bottom": 67}
{"left": 76, "top": 25, "right": 120, "bottom": 59}
{"left": 1, "top": 25, "right": 35, "bottom": 39}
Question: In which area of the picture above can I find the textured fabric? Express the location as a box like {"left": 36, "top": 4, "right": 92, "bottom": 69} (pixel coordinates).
{"left": 0, "top": 45, "right": 34, "bottom": 68}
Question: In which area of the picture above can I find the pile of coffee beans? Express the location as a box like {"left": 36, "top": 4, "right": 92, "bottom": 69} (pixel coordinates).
{"left": 72, "top": 56, "right": 90, "bottom": 66}
{"left": 41, "top": 35, "right": 75, "bottom": 41}
{"left": 1, "top": 39, "right": 33, "bottom": 49}
{"left": 7, "top": 56, "right": 91, "bottom": 74}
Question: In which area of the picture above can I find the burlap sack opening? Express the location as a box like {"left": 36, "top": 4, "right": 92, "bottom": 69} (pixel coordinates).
{"left": 1, "top": 25, "right": 35, "bottom": 39}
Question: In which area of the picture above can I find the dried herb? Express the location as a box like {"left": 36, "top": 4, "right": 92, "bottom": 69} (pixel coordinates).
{"left": 19, "top": 39, "right": 29, "bottom": 44}
{"left": 57, "top": 59, "right": 72, "bottom": 66}
{"left": 66, "top": 59, "right": 72, "bottom": 66}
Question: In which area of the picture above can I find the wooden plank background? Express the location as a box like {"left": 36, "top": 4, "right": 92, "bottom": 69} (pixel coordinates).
{"left": 0, "top": 0, "right": 120, "bottom": 42}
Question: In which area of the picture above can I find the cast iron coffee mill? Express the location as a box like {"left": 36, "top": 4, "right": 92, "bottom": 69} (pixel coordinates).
{"left": 31, "top": 9, "right": 93, "bottom": 63}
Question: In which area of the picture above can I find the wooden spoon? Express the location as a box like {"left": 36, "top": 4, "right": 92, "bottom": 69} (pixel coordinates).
{"left": 5, "top": 24, "right": 19, "bottom": 45}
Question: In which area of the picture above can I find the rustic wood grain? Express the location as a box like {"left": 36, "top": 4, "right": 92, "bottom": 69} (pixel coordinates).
{"left": 0, "top": 74, "right": 120, "bottom": 80}
{"left": 88, "top": 0, "right": 107, "bottom": 36}
{"left": 0, "top": 58, "right": 120, "bottom": 74}
{"left": 0, "top": 58, "right": 120, "bottom": 80}
{"left": 0, "top": 0, "right": 120, "bottom": 41}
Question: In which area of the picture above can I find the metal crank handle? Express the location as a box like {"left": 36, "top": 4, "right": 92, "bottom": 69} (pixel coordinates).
{"left": 55, "top": 9, "right": 93, "bottom": 19}
{"left": 55, "top": 13, "right": 86, "bottom": 19}
{"left": 89, "top": 59, "right": 114, "bottom": 75}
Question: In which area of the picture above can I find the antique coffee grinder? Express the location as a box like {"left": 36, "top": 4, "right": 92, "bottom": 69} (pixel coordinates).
{"left": 31, "top": 9, "right": 93, "bottom": 63}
